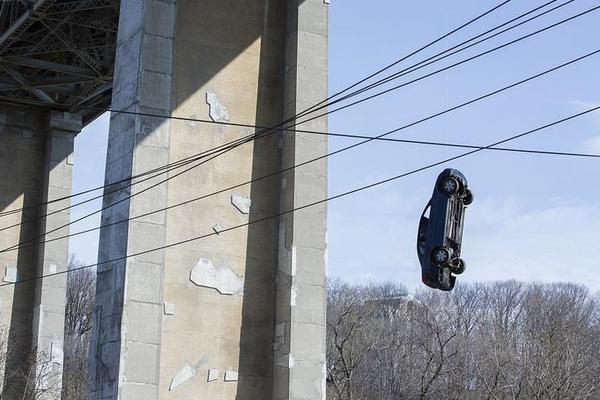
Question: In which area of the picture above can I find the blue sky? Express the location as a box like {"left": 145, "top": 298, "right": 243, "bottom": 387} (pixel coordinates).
{"left": 70, "top": 0, "right": 600, "bottom": 292}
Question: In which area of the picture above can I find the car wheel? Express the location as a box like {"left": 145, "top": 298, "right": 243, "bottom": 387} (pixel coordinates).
{"left": 463, "top": 189, "right": 474, "bottom": 206}
{"left": 431, "top": 247, "right": 451, "bottom": 266}
{"left": 440, "top": 177, "right": 460, "bottom": 196}
{"left": 452, "top": 258, "right": 466, "bottom": 275}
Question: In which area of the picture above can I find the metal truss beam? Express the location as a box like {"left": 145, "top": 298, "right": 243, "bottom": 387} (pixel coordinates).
{"left": 0, "top": 56, "right": 98, "bottom": 77}
{"left": 0, "top": 63, "right": 55, "bottom": 104}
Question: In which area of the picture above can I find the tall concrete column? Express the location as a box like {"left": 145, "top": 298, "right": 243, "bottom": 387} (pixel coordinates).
{"left": 89, "top": 0, "right": 175, "bottom": 398}
{"left": 33, "top": 111, "right": 80, "bottom": 397}
{"left": 91, "top": 1, "right": 328, "bottom": 399}
{"left": 0, "top": 106, "right": 79, "bottom": 398}
{"left": 274, "top": 1, "right": 329, "bottom": 399}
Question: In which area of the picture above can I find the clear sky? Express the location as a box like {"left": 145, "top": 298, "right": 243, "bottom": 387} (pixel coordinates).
{"left": 70, "top": 0, "right": 600, "bottom": 293}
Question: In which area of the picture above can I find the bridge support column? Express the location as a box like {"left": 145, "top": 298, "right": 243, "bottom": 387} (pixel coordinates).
{"left": 274, "top": 1, "right": 329, "bottom": 399}
{"left": 0, "top": 106, "right": 80, "bottom": 398}
{"left": 91, "top": 1, "right": 328, "bottom": 399}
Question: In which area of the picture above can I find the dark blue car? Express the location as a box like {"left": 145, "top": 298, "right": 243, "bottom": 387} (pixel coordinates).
{"left": 417, "top": 169, "right": 473, "bottom": 291}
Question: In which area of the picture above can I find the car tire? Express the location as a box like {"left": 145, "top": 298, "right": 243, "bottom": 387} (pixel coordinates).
{"left": 440, "top": 177, "right": 460, "bottom": 196}
{"left": 431, "top": 247, "right": 451, "bottom": 266}
{"left": 463, "top": 189, "right": 474, "bottom": 205}
{"left": 452, "top": 258, "right": 466, "bottom": 275}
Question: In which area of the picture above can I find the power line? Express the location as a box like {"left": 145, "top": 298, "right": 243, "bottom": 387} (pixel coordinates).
{"left": 0, "top": 0, "right": 513, "bottom": 219}
{"left": 0, "top": 0, "right": 510, "bottom": 217}
{"left": 333, "top": 0, "right": 575, "bottom": 103}
{"left": 2, "top": 105, "right": 597, "bottom": 287}
{"left": 4, "top": 47, "right": 599, "bottom": 253}
{"left": 5, "top": 134, "right": 597, "bottom": 254}
{"left": 289, "top": 4, "right": 600, "bottom": 130}
{"left": 2, "top": 1, "right": 596, "bottom": 245}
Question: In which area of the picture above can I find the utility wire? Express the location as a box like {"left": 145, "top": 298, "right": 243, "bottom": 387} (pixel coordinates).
{"left": 1, "top": 1, "right": 592, "bottom": 227}
{"left": 0, "top": 0, "right": 518, "bottom": 218}
{"left": 289, "top": 4, "right": 600, "bottom": 130}
{"left": 2, "top": 105, "right": 598, "bottom": 287}
{"left": 4, "top": 47, "right": 599, "bottom": 253}
{"left": 333, "top": 0, "right": 575, "bottom": 103}
{"left": 2, "top": 0, "right": 596, "bottom": 250}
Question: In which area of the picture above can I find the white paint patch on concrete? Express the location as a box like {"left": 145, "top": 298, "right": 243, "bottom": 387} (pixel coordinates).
{"left": 231, "top": 194, "right": 251, "bottom": 214}
{"left": 206, "top": 92, "right": 230, "bottom": 122}
{"left": 290, "top": 285, "right": 297, "bottom": 307}
{"left": 207, "top": 368, "right": 219, "bottom": 382}
{"left": 212, "top": 222, "right": 224, "bottom": 234}
{"left": 224, "top": 370, "right": 238, "bottom": 382}
{"left": 49, "top": 264, "right": 57, "bottom": 274}
{"left": 163, "top": 303, "right": 176, "bottom": 315}
{"left": 291, "top": 246, "right": 297, "bottom": 277}
{"left": 51, "top": 341, "right": 64, "bottom": 365}
{"left": 67, "top": 154, "right": 75, "bottom": 165}
{"left": 169, "top": 363, "right": 195, "bottom": 391}
{"left": 275, "top": 353, "right": 294, "bottom": 368}
{"left": 190, "top": 258, "right": 244, "bottom": 295}
{"left": 3, "top": 266, "right": 17, "bottom": 283}
{"left": 321, "top": 362, "right": 327, "bottom": 400}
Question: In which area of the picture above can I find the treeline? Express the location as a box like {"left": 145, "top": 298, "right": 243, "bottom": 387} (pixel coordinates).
{"left": 326, "top": 279, "right": 600, "bottom": 400}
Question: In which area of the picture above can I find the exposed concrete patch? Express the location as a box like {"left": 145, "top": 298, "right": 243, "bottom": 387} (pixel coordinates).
{"left": 169, "top": 363, "right": 194, "bottom": 391}
{"left": 231, "top": 194, "right": 251, "bottom": 214}
{"left": 275, "top": 354, "right": 294, "bottom": 368}
{"left": 190, "top": 258, "right": 244, "bottom": 295}
{"left": 290, "top": 285, "right": 297, "bottom": 307}
{"left": 3, "top": 266, "right": 17, "bottom": 283}
{"left": 49, "top": 263, "right": 57, "bottom": 274}
{"left": 50, "top": 341, "right": 64, "bottom": 365}
{"left": 224, "top": 370, "right": 238, "bottom": 382}
{"left": 169, "top": 359, "right": 207, "bottom": 391}
{"left": 212, "top": 222, "right": 224, "bottom": 234}
{"left": 163, "top": 303, "right": 176, "bottom": 315}
{"left": 206, "top": 92, "right": 230, "bottom": 122}
{"left": 207, "top": 368, "right": 219, "bottom": 382}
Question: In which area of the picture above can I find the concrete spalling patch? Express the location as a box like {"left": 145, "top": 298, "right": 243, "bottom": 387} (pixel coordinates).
{"left": 206, "top": 92, "right": 230, "bottom": 122}
{"left": 169, "top": 363, "right": 195, "bottom": 391}
{"left": 190, "top": 257, "right": 244, "bottom": 295}
{"left": 207, "top": 368, "right": 219, "bottom": 382}
{"left": 224, "top": 370, "right": 238, "bottom": 382}
{"left": 3, "top": 266, "right": 17, "bottom": 283}
{"left": 212, "top": 222, "right": 225, "bottom": 234}
{"left": 231, "top": 194, "right": 251, "bottom": 214}
{"left": 169, "top": 358, "right": 207, "bottom": 391}
{"left": 163, "top": 303, "right": 176, "bottom": 315}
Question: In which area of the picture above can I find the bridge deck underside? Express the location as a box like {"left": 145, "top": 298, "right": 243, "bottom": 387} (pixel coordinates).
{"left": 0, "top": 0, "right": 119, "bottom": 125}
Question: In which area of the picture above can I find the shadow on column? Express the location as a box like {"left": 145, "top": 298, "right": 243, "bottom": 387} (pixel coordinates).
{"left": 236, "top": 0, "right": 287, "bottom": 398}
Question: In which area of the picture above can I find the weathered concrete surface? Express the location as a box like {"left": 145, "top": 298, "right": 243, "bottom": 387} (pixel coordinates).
{"left": 274, "top": 1, "right": 329, "bottom": 399}
{"left": 88, "top": 0, "right": 175, "bottom": 398}
{"left": 91, "top": 0, "right": 328, "bottom": 399}
{"left": 0, "top": 106, "right": 80, "bottom": 398}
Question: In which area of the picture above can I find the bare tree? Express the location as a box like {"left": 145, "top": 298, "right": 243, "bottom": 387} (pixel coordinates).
{"left": 63, "top": 256, "right": 96, "bottom": 400}
{"left": 326, "top": 279, "right": 600, "bottom": 400}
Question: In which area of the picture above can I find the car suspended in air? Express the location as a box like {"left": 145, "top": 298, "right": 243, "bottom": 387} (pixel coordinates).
{"left": 417, "top": 168, "right": 473, "bottom": 291}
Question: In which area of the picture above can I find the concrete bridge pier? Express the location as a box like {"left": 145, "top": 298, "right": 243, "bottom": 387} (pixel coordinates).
{"left": 0, "top": 106, "right": 81, "bottom": 398}
{"left": 90, "top": 0, "right": 328, "bottom": 399}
